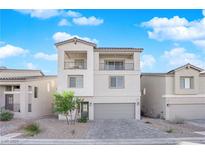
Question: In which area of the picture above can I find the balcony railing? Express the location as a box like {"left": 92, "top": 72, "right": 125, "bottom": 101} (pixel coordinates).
{"left": 99, "top": 63, "right": 134, "bottom": 70}
{"left": 64, "top": 62, "right": 87, "bottom": 69}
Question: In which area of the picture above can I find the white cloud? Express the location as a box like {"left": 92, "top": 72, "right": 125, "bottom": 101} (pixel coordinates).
{"left": 73, "top": 16, "right": 104, "bottom": 26}
{"left": 34, "top": 52, "right": 57, "bottom": 61}
{"left": 15, "top": 9, "right": 62, "bottom": 19}
{"left": 66, "top": 10, "right": 81, "bottom": 18}
{"left": 52, "top": 32, "right": 98, "bottom": 44}
{"left": 193, "top": 39, "right": 205, "bottom": 51}
{"left": 141, "top": 54, "right": 156, "bottom": 69}
{"left": 163, "top": 47, "right": 205, "bottom": 68}
{"left": 142, "top": 13, "right": 205, "bottom": 42}
{"left": 58, "top": 19, "right": 71, "bottom": 26}
{"left": 203, "top": 10, "right": 205, "bottom": 16}
{"left": 0, "top": 44, "right": 28, "bottom": 59}
{"left": 26, "top": 63, "right": 37, "bottom": 69}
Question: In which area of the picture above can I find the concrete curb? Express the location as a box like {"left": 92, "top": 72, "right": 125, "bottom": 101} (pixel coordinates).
{"left": 1, "top": 137, "right": 205, "bottom": 145}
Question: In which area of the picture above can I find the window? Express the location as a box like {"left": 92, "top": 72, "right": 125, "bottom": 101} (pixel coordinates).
{"left": 109, "top": 76, "right": 124, "bottom": 89}
{"left": 180, "top": 76, "right": 194, "bottom": 89}
{"left": 34, "top": 87, "right": 38, "bottom": 98}
{"left": 28, "top": 104, "right": 32, "bottom": 112}
{"left": 68, "top": 75, "right": 83, "bottom": 88}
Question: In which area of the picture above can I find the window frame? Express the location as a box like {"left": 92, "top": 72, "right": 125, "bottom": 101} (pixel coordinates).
{"left": 109, "top": 76, "right": 125, "bottom": 89}
{"left": 180, "top": 76, "right": 194, "bottom": 89}
{"left": 68, "top": 75, "right": 84, "bottom": 88}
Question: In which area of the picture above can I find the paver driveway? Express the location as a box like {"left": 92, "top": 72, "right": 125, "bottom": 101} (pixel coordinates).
{"left": 86, "top": 119, "right": 170, "bottom": 139}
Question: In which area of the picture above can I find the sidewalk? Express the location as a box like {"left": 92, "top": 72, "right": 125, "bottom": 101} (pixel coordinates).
{"left": 1, "top": 137, "right": 205, "bottom": 145}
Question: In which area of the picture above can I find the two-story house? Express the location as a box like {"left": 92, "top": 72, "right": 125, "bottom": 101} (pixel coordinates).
{"left": 141, "top": 63, "right": 205, "bottom": 121}
{"left": 56, "top": 37, "right": 143, "bottom": 120}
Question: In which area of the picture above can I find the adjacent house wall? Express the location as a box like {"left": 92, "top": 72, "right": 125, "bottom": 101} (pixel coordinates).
{"left": 24, "top": 77, "right": 57, "bottom": 118}
{"left": 141, "top": 75, "right": 166, "bottom": 118}
{"left": 0, "top": 86, "right": 5, "bottom": 108}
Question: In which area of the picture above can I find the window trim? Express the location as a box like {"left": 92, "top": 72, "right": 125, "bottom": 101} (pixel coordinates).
{"left": 109, "top": 76, "right": 125, "bottom": 89}
{"left": 180, "top": 76, "right": 194, "bottom": 89}
{"left": 68, "top": 75, "right": 84, "bottom": 88}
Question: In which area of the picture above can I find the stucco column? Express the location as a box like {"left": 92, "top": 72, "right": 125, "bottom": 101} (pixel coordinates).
{"left": 89, "top": 102, "right": 94, "bottom": 120}
{"left": 135, "top": 100, "right": 141, "bottom": 120}
{"left": 20, "top": 83, "right": 28, "bottom": 117}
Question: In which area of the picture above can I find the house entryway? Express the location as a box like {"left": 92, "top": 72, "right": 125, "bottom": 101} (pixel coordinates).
{"left": 81, "top": 102, "right": 89, "bottom": 118}
{"left": 5, "top": 94, "right": 14, "bottom": 111}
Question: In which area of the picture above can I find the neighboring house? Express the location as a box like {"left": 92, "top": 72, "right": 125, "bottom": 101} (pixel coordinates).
{"left": 141, "top": 63, "right": 205, "bottom": 121}
{"left": 56, "top": 37, "right": 143, "bottom": 120}
{"left": 0, "top": 68, "right": 57, "bottom": 119}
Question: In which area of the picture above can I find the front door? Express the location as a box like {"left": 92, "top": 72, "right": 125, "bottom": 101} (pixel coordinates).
{"left": 5, "top": 94, "right": 14, "bottom": 111}
{"left": 81, "top": 102, "right": 89, "bottom": 118}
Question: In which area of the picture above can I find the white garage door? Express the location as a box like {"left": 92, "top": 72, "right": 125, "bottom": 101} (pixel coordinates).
{"left": 169, "top": 104, "right": 205, "bottom": 120}
{"left": 94, "top": 103, "right": 135, "bottom": 120}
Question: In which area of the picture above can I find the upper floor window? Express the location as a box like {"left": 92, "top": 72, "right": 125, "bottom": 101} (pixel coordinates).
{"left": 68, "top": 75, "right": 83, "bottom": 88}
{"left": 109, "top": 76, "right": 124, "bottom": 89}
{"left": 34, "top": 87, "right": 38, "bottom": 98}
{"left": 180, "top": 76, "right": 194, "bottom": 89}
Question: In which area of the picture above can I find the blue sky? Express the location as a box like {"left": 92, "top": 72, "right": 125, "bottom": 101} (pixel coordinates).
{"left": 1, "top": 9, "right": 205, "bottom": 74}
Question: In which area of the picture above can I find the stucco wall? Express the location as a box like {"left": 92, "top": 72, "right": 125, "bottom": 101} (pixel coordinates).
{"left": 174, "top": 68, "right": 199, "bottom": 94}
{"left": 24, "top": 77, "right": 57, "bottom": 118}
{"left": 141, "top": 75, "right": 166, "bottom": 118}
{"left": 56, "top": 41, "right": 94, "bottom": 97}
{"left": 0, "top": 86, "right": 5, "bottom": 108}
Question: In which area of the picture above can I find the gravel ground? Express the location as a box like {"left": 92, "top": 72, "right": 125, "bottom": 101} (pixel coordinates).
{"left": 17, "top": 116, "right": 89, "bottom": 139}
{"left": 0, "top": 118, "right": 29, "bottom": 136}
{"left": 142, "top": 117, "right": 205, "bottom": 137}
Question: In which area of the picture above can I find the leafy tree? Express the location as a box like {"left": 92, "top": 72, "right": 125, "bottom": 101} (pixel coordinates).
{"left": 53, "top": 91, "right": 83, "bottom": 125}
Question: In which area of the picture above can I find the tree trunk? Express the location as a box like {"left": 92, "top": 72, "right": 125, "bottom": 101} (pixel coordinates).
{"left": 65, "top": 113, "right": 69, "bottom": 125}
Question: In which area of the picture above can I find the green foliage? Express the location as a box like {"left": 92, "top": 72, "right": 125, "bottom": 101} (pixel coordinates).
{"left": 53, "top": 91, "right": 83, "bottom": 124}
{"left": 0, "top": 111, "right": 14, "bottom": 121}
{"left": 24, "top": 123, "right": 40, "bottom": 136}
{"left": 78, "top": 116, "right": 88, "bottom": 123}
{"left": 166, "top": 128, "right": 174, "bottom": 133}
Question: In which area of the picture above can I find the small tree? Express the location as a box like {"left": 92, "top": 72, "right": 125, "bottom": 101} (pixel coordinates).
{"left": 53, "top": 91, "right": 83, "bottom": 125}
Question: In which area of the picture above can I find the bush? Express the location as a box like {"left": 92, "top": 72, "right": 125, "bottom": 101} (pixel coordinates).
{"left": 78, "top": 116, "right": 88, "bottom": 123}
{"left": 166, "top": 128, "right": 174, "bottom": 133}
{"left": 24, "top": 123, "right": 41, "bottom": 136}
{"left": 172, "top": 118, "right": 184, "bottom": 124}
{"left": 0, "top": 111, "right": 14, "bottom": 121}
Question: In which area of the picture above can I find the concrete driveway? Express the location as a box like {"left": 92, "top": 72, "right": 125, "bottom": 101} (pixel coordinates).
{"left": 86, "top": 119, "right": 170, "bottom": 139}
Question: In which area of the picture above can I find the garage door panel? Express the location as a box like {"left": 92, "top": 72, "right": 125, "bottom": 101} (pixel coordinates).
{"left": 169, "top": 104, "right": 205, "bottom": 120}
{"left": 94, "top": 103, "right": 135, "bottom": 120}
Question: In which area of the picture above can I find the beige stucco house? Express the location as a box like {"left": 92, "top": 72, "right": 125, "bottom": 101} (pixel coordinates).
{"left": 0, "top": 68, "right": 56, "bottom": 119}
{"left": 141, "top": 63, "right": 205, "bottom": 121}
{"left": 56, "top": 37, "right": 143, "bottom": 120}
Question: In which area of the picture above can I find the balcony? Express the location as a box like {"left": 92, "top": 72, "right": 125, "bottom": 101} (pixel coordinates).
{"left": 64, "top": 62, "right": 87, "bottom": 69}
{"left": 99, "top": 63, "right": 134, "bottom": 70}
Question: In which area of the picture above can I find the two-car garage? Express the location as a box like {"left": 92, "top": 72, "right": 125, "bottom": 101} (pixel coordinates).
{"left": 94, "top": 103, "right": 135, "bottom": 120}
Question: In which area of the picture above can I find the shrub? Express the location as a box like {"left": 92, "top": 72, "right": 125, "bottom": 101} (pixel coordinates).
{"left": 166, "top": 128, "right": 174, "bottom": 133}
{"left": 78, "top": 116, "right": 88, "bottom": 123}
{"left": 145, "top": 121, "right": 152, "bottom": 124}
{"left": 24, "top": 123, "right": 40, "bottom": 136}
{"left": 0, "top": 111, "right": 14, "bottom": 121}
{"left": 172, "top": 118, "right": 184, "bottom": 124}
